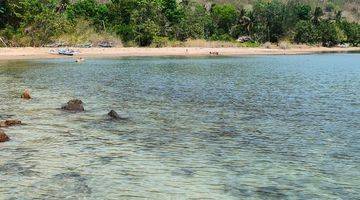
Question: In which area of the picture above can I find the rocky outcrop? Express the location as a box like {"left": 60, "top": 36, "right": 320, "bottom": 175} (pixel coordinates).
{"left": 0, "top": 119, "right": 21, "bottom": 127}
{"left": 108, "top": 110, "right": 127, "bottom": 120}
{"left": 21, "top": 89, "right": 31, "bottom": 99}
{"left": 0, "top": 129, "right": 10, "bottom": 142}
{"left": 61, "top": 99, "right": 84, "bottom": 111}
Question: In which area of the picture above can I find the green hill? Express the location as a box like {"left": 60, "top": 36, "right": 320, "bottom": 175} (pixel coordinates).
{"left": 97, "top": 0, "right": 359, "bottom": 21}
{"left": 0, "top": 0, "right": 359, "bottom": 47}
{"left": 198, "top": 0, "right": 359, "bottom": 21}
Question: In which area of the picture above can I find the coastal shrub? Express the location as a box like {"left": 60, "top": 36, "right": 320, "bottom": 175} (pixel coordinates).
{"left": 180, "top": 39, "right": 240, "bottom": 48}
{"left": 161, "top": 0, "right": 183, "bottom": 24}
{"left": 319, "top": 21, "right": 347, "bottom": 47}
{"left": 0, "top": 1, "right": 10, "bottom": 29}
{"left": 151, "top": 36, "right": 170, "bottom": 48}
{"left": 0, "top": 27, "right": 21, "bottom": 47}
{"left": 0, "top": 0, "right": 359, "bottom": 47}
{"left": 210, "top": 34, "right": 234, "bottom": 41}
{"left": 252, "top": 0, "right": 287, "bottom": 42}
{"left": 294, "top": 3, "right": 312, "bottom": 21}
{"left": 66, "top": 0, "right": 110, "bottom": 31}
{"left": 313, "top": 7, "right": 324, "bottom": 25}
{"left": 133, "top": 20, "right": 160, "bottom": 46}
{"left": 56, "top": 19, "right": 121, "bottom": 47}
{"left": 339, "top": 21, "right": 360, "bottom": 46}
{"left": 294, "top": 20, "right": 319, "bottom": 44}
{"left": 325, "top": 3, "right": 337, "bottom": 12}
{"left": 237, "top": 41, "right": 261, "bottom": 48}
{"left": 168, "top": 4, "right": 210, "bottom": 41}
{"left": 211, "top": 4, "right": 238, "bottom": 35}
{"left": 278, "top": 41, "right": 291, "bottom": 49}
{"left": 113, "top": 24, "right": 135, "bottom": 43}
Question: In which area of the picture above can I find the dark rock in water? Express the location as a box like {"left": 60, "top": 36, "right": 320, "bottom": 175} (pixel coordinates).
{"left": 0, "top": 119, "right": 22, "bottom": 127}
{"left": 0, "top": 114, "right": 14, "bottom": 120}
{"left": 0, "top": 162, "right": 39, "bottom": 176}
{"left": 21, "top": 89, "right": 31, "bottom": 99}
{"left": 62, "top": 99, "right": 84, "bottom": 111}
{"left": 171, "top": 168, "right": 195, "bottom": 177}
{"left": 108, "top": 110, "right": 119, "bottom": 119}
{"left": 108, "top": 110, "right": 127, "bottom": 120}
{"left": 0, "top": 129, "right": 10, "bottom": 142}
{"left": 54, "top": 171, "right": 92, "bottom": 195}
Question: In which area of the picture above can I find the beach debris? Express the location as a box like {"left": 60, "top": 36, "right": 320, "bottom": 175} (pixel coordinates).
{"left": 337, "top": 43, "right": 349, "bottom": 48}
{"left": 76, "top": 43, "right": 92, "bottom": 48}
{"left": 108, "top": 110, "right": 128, "bottom": 120}
{"left": 0, "top": 37, "right": 7, "bottom": 47}
{"left": 21, "top": 89, "right": 31, "bottom": 99}
{"left": 323, "top": 41, "right": 336, "bottom": 47}
{"left": 75, "top": 57, "right": 85, "bottom": 63}
{"left": 61, "top": 99, "right": 85, "bottom": 111}
{"left": 99, "top": 41, "right": 113, "bottom": 48}
{"left": 49, "top": 49, "right": 57, "bottom": 54}
{"left": 237, "top": 36, "right": 252, "bottom": 43}
{"left": 0, "top": 119, "right": 22, "bottom": 127}
{"left": 209, "top": 51, "right": 219, "bottom": 55}
{"left": 0, "top": 129, "right": 10, "bottom": 143}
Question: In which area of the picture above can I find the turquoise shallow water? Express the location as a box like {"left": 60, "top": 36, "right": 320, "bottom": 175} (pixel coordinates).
{"left": 0, "top": 54, "right": 359, "bottom": 199}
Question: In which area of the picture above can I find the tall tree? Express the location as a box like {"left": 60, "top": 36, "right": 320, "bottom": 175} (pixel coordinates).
{"left": 211, "top": 4, "right": 238, "bottom": 35}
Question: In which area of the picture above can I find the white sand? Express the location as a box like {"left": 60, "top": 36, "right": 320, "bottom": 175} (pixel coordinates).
{"left": 0, "top": 47, "right": 359, "bottom": 60}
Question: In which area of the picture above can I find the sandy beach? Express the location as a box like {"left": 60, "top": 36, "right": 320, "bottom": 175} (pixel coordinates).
{"left": 0, "top": 46, "right": 359, "bottom": 60}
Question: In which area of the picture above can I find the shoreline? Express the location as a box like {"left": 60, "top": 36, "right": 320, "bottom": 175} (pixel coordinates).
{"left": 0, "top": 47, "right": 359, "bottom": 60}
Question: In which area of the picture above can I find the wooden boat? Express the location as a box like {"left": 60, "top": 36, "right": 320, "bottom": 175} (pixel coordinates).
{"left": 58, "top": 49, "right": 76, "bottom": 56}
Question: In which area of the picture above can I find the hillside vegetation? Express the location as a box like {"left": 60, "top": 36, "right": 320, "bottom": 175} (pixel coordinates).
{"left": 0, "top": 0, "right": 359, "bottom": 47}
{"left": 199, "top": 0, "right": 360, "bottom": 21}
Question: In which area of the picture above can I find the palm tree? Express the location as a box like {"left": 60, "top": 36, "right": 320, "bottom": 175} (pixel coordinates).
{"left": 313, "top": 7, "right": 323, "bottom": 25}
{"left": 238, "top": 8, "right": 253, "bottom": 34}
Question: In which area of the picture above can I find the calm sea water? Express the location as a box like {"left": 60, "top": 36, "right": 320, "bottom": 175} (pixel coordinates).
{"left": 0, "top": 54, "right": 359, "bottom": 199}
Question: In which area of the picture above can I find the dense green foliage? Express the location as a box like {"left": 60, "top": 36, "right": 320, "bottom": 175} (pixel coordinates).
{"left": 0, "top": 0, "right": 359, "bottom": 47}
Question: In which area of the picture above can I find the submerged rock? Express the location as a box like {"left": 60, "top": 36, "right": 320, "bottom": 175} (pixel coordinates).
{"left": 61, "top": 99, "right": 84, "bottom": 111}
{"left": 21, "top": 89, "right": 31, "bottom": 99}
{"left": 171, "top": 168, "right": 195, "bottom": 177}
{"left": 108, "top": 110, "right": 127, "bottom": 120}
{"left": 0, "top": 129, "right": 10, "bottom": 142}
{"left": 0, "top": 119, "right": 22, "bottom": 127}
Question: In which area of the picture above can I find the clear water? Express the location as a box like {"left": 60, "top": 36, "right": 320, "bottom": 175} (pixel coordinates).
{"left": 0, "top": 54, "right": 359, "bottom": 199}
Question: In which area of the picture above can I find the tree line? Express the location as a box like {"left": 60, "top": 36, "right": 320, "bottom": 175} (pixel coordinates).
{"left": 0, "top": 0, "right": 359, "bottom": 47}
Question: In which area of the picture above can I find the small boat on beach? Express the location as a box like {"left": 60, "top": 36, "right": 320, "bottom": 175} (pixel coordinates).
{"left": 58, "top": 49, "right": 77, "bottom": 56}
{"left": 48, "top": 49, "right": 79, "bottom": 56}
